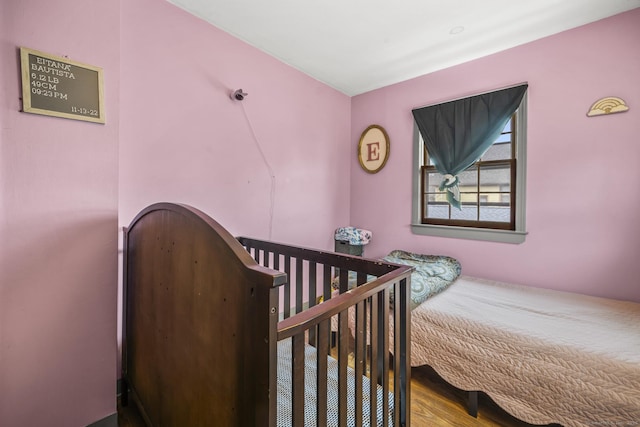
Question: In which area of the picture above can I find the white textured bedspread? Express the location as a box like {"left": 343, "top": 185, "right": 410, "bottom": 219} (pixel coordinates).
{"left": 410, "top": 275, "right": 640, "bottom": 427}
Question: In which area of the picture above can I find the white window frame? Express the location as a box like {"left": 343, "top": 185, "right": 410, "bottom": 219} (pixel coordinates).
{"left": 411, "top": 92, "right": 528, "bottom": 244}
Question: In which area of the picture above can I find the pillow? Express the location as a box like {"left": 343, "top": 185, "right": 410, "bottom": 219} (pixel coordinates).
{"left": 385, "top": 250, "right": 461, "bottom": 311}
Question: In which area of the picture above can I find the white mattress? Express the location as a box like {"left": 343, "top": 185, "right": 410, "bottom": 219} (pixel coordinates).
{"left": 408, "top": 275, "right": 640, "bottom": 427}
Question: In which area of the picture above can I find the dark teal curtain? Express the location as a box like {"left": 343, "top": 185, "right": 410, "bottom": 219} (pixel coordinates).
{"left": 412, "top": 84, "right": 528, "bottom": 209}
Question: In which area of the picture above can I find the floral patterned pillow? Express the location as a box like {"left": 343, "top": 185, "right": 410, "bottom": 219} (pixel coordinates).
{"left": 385, "top": 250, "right": 461, "bottom": 311}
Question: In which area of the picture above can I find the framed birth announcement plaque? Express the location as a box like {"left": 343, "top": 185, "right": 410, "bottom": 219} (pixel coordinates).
{"left": 20, "top": 47, "right": 105, "bottom": 124}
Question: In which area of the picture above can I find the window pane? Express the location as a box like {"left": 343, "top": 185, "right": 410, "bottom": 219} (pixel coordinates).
{"left": 480, "top": 195, "right": 511, "bottom": 222}
{"left": 481, "top": 142, "right": 511, "bottom": 160}
{"left": 424, "top": 168, "right": 450, "bottom": 219}
{"left": 493, "top": 133, "right": 512, "bottom": 143}
{"left": 427, "top": 171, "right": 445, "bottom": 193}
{"left": 459, "top": 191, "right": 477, "bottom": 204}
{"left": 457, "top": 168, "right": 478, "bottom": 188}
{"left": 479, "top": 164, "right": 511, "bottom": 193}
{"left": 426, "top": 200, "right": 449, "bottom": 219}
{"left": 480, "top": 118, "right": 513, "bottom": 160}
{"left": 451, "top": 203, "right": 478, "bottom": 220}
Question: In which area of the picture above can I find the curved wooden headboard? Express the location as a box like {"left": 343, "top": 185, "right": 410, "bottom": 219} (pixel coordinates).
{"left": 122, "top": 203, "right": 286, "bottom": 426}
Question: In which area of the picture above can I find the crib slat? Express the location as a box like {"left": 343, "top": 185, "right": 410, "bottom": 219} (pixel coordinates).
{"left": 308, "top": 262, "right": 318, "bottom": 346}
{"left": 309, "top": 262, "right": 317, "bottom": 307}
{"left": 264, "top": 250, "right": 272, "bottom": 269}
{"left": 354, "top": 299, "right": 365, "bottom": 426}
{"left": 381, "top": 288, "right": 390, "bottom": 427}
{"left": 323, "top": 264, "right": 332, "bottom": 301}
{"left": 398, "top": 277, "right": 411, "bottom": 426}
{"left": 394, "top": 280, "right": 402, "bottom": 427}
{"left": 356, "top": 264, "right": 368, "bottom": 423}
{"left": 322, "top": 265, "right": 333, "bottom": 353}
{"left": 296, "top": 258, "right": 303, "bottom": 314}
{"left": 356, "top": 271, "right": 367, "bottom": 287}
{"left": 338, "top": 310, "right": 349, "bottom": 427}
{"left": 284, "top": 255, "right": 291, "bottom": 319}
{"left": 356, "top": 266, "right": 368, "bottom": 425}
{"left": 369, "top": 293, "right": 379, "bottom": 425}
{"left": 338, "top": 268, "right": 349, "bottom": 293}
{"left": 273, "top": 251, "right": 280, "bottom": 270}
{"left": 291, "top": 333, "right": 305, "bottom": 426}
{"left": 316, "top": 320, "right": 329, "bottom": 426}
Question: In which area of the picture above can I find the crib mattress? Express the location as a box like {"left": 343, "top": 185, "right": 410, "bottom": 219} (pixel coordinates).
{"left": 276, "top": 338, "right": 394, "bottom": 427}
{"left": 410, "top": 275, "right": 640, "bottom": 427}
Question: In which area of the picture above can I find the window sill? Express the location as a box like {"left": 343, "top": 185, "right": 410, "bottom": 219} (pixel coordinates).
{"left": 411, "top": 223, "right": 527, "bottom": 244}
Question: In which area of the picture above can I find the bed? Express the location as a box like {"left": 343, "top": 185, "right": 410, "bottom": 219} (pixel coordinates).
{"left": 120, "top": 203, "right": 413, "bottom": 426}
{"left": 404, "top": 272, "right": 640, "bottom": 427}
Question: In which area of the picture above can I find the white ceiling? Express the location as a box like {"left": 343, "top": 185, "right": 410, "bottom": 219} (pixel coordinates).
{"left": 167, "top": 0, "right": 640, "bottom": 96}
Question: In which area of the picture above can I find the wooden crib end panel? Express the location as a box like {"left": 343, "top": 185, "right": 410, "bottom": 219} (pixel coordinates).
{"left": 124, "top": 203, "right": 277, "bottom": 426}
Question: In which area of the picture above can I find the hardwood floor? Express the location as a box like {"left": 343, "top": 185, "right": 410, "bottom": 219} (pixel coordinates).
{"left": 408, "top": 366, "right": 560, "bottom": 427}
{"left": 118, "top": 366, "right": 560, "bottom": 426}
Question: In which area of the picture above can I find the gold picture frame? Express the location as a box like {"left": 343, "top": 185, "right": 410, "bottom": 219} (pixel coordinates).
{"left": 357, "top": 125, "right": 390, "bottom": 174}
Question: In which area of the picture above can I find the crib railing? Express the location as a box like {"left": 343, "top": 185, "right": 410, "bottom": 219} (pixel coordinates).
{"left": 238, "top": 237, "right": 412, "bottom": 427}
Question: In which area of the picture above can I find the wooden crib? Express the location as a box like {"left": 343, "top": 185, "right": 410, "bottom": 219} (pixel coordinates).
{"left": 121, "top": 203, "right": 413, "bottom": 426}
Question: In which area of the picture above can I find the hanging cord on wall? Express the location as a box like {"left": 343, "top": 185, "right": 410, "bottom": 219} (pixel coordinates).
{"left": 237, "top": 97, "right": 277, "bottom": 240}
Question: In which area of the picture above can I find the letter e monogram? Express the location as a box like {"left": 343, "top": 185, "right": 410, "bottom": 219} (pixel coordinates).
{"left": 366, "top": 142, "right": 380, "bottom": 162}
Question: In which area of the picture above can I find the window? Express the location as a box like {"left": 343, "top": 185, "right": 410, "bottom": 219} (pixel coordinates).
{"left": 411, "top": 91, "right": 528, "bottom": 243}
{"left": 422, "top": 116, "right": 515, "bottom": 229}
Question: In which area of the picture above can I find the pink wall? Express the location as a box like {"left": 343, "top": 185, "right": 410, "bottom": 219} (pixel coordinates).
{"left": 351, "top": 9, "right": 640, "bottom": 302}
{"left": 117, "top": 0, "right": 351, "bottom": 379}
{"left": 0, "top": 0, "right": 119, "bottom": 425}
{"left": 119, "top": 0, "right": 352, "bottom": 250}
{"left": 1, "top": 2, "right": 637, "bottom": 425}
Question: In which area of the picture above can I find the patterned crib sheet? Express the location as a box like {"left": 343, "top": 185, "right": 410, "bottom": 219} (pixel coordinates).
{"left": 276, "top": 338, "right": 393, "bottom": 426}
